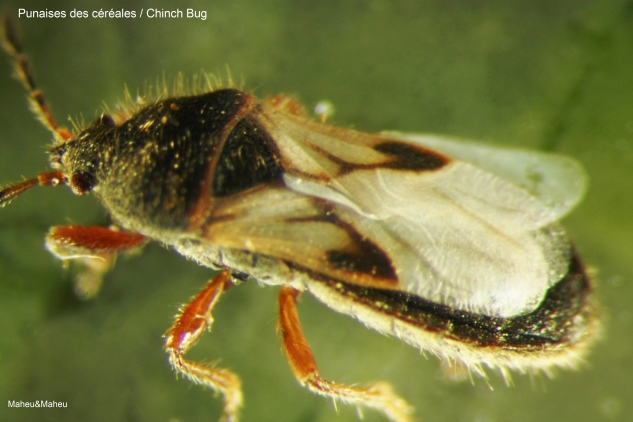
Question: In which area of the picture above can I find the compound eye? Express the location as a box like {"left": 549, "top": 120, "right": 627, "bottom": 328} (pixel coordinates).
{"left": 70, "top": 172, "right": 95, "bottom": 195}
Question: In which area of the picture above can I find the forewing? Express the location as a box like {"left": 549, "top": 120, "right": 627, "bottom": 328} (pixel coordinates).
{"left": 257, "top": 107, "right": 580, "bottom": 317}
{"left": 202, "top": 184, "right": 399, "bottom": 289}
{"left": 382, "top": 132, "right": 588, "bottom": 220}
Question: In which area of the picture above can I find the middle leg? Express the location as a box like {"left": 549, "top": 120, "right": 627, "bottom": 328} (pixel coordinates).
{"left": 165, "top": 271, "right": 243, "bottom": 422}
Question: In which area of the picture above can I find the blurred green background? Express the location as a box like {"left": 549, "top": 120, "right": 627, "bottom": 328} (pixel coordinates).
{"left": 0, "top": 1, "right": 631, "bottom": 421}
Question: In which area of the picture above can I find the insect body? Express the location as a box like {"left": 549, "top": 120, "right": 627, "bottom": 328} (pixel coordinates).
{"left": 1, "top": 18, "right": 597, "bottom": 422}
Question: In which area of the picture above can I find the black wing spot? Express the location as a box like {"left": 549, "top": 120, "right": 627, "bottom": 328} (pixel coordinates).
{"left": 374, "top": 141, "right": 449, "bottom": 171}
{"left": 327, "top": 248, "right": 395, "bottom": 280}
{"left": 325, "top": 216, "right": 397, "bottom": 281}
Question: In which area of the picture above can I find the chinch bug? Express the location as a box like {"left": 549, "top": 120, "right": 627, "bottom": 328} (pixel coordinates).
{"left": 0, "top": 16, "right": 598, "bottom": 422}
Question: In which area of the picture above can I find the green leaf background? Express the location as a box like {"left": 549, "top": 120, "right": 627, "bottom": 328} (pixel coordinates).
{"left": 0, "top": 1, "right": 631, "bottom": 421}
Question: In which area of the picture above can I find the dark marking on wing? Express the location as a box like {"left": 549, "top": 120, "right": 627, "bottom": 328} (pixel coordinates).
{"left": 326, "top": 238, "right": 395, "bottom": 281}
{"left": 256, "top": 103, "right": 453, "bottom": 181}
{"left": 284, "top": 204, "right": 398, "bottom": 284}
{"left": 373, "top": 141, "right": 449, "bottom": 171}
{"left": 322, "top": 249, "right": 593, "bottom": 350}
{"left": 294, "top": 138, "right": 450, "bottom": 176}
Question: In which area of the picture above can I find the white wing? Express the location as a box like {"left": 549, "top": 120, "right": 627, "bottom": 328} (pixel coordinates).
{"left": 383, "top": 132, "right": 587, "bottom": 221}
{"left": 257, "top": 106, "right": 587, "bottom": 318}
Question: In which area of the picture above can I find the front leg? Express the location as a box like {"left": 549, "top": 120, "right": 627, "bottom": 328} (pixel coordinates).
{"left": 45, "top": 225, "right": 147, "bottom": 298}
{"left": 278, "top": 286, "right": 413, "bottom": 422}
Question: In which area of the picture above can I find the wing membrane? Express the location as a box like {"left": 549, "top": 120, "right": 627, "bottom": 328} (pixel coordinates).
{"left": 383, "top": 132, "right": 587, "bottom": 220}
{"left": 205, "top": 107, "right": 584, "bottom": 318}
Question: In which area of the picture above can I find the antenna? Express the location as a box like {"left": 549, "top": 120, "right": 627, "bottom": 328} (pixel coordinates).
{"left": 1, "top": 14, "right": 72, "bottom": 141}
{"left": 0, "top": 16, "right": 71, "bottom": 206}
{"left": 0, "top": 171, "right": 68, "bottom": 207}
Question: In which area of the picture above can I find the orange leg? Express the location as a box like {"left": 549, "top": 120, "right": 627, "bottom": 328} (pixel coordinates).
{"left": 278, "top": 286, "right": 413, "bottom": 422}
{"left": 165, "top": 271, "right": 242, "bottom": 422}
{"left": 45, "top": 225, "right": 147, "bottom": 298}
